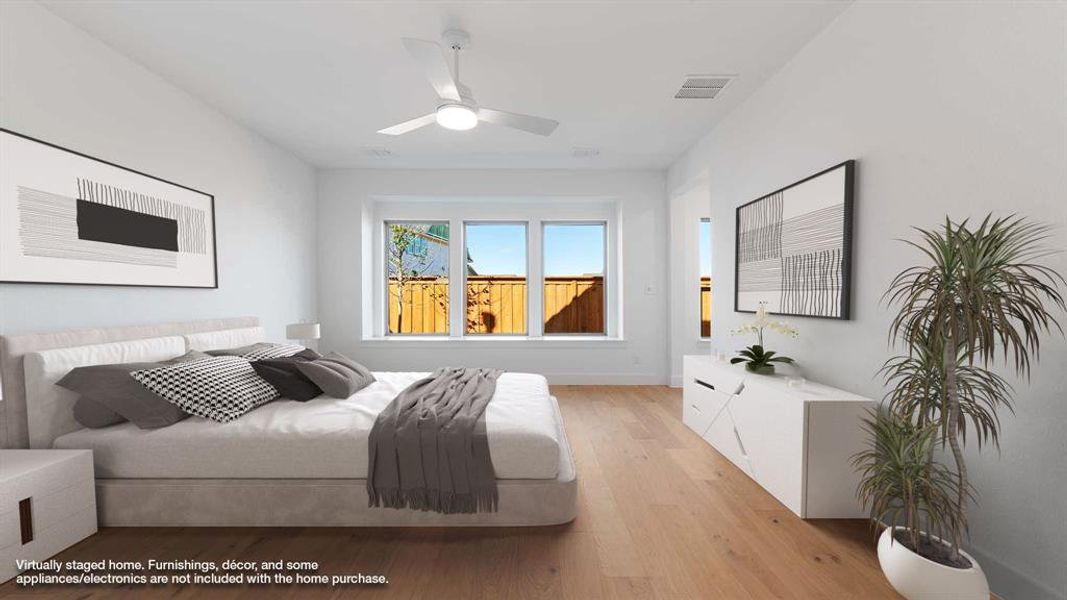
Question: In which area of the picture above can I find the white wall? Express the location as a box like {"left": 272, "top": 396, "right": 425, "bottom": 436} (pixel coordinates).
{"left": 667, "top": 174, "right": 711, "bottom": 386}
{"left": 317, "top": 169, "right": 669, "bottom": 384}
{"left": 667, "top": 2, "right": 1066, "bottom": 599}
{"left": 0, "top": 2, "right": 317, "bottom": 341}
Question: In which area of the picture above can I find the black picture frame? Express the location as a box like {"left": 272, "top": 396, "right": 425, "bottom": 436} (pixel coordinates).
{"left": 734, "top": 160, "right": 855, "bottom": 320}
{"left": 0, "top": 128, "right": 218, "bottom": 289}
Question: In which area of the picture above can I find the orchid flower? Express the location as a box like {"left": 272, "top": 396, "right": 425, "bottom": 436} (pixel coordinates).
{"left": 729, "top": 303, "right": 798, "bottom": 373}
{"left": 731, "top": 302, "right": 799, "bottom": 346}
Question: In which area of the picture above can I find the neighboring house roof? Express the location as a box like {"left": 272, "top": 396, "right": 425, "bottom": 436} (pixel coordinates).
{"left": 426, "top": 223, "right": 449, "bottom": 239}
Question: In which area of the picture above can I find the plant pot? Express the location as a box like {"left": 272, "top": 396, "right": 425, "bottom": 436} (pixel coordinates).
{"left": 745, "top": 363, "right": 775, "bottom": 375}
{"left": 877, "top": 527, "right": 989, "bottom": 600}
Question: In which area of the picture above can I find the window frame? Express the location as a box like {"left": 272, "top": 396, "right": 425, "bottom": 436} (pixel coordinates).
{"left": 463, "top": 220, "right": 530, "bottom": 337}
{"left": 369, "top": 198, "right": 619, "bottom": 341}
{"left": 382, "top": 220, "right": 452, "bottom": 337}
{"left": 541, "top": 220, "right": 609, "bottom": 337}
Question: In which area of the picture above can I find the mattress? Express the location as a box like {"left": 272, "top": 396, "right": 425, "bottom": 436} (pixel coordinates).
{"left": 53, "top": 372, "right": 561, "bottom": 480}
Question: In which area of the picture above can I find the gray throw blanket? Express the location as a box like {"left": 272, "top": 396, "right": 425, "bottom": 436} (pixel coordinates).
{"left": 367, "top": 367, "right": 503, "bottom": 514}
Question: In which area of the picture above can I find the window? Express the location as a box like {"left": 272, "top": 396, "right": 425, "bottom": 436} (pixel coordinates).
{"left": 700, "top": 218, "right": 712, "bottom": 337}
{"left": 372, "top": 201, "right": 616, "bottom": 340}
{"left": 543, "top": 223, "right": 606, "bottom": 335}
{"left": 385, "top": 222, "right": 449, "bottom": 335}
{"left": 464, "top": 223, "right": 528, "bottom": 335}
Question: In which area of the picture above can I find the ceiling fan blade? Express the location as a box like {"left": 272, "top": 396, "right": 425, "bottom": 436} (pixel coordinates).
{"left": 377, "top": 113, "right": 437, "bottom": 135}
{"left": 401, "top": 38, "right": 461, "bottom": 102}
{"left": 478, "top": 108, "right": 559, "bottom": 136}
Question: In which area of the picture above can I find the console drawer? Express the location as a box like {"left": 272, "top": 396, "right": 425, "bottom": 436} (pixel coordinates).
{"left": 683, "top": 355, "right": 745, "bottom": 395}
{"left": 682, "top": 380, "right": 731, "bottom": 436}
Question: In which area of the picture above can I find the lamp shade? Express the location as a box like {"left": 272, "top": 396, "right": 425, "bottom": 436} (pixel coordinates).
{"left": 286, "top": 322, "right": 320, "bottom": 340}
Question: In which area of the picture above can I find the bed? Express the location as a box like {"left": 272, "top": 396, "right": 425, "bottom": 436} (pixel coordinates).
{"left": 0, "top": 317, "right": 577, "bottom": 526}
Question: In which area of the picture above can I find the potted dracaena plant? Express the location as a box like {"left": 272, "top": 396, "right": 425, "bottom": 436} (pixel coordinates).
{"left": 730, "top": 302, "right": 798, "bottom": 374}
{"left": 856, "top": 215, "right": 1064, "bottom": 600}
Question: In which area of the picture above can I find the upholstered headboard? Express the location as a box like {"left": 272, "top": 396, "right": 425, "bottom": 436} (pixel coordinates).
{"left": 0, "top": 317, "right": 258, "bottom": 449}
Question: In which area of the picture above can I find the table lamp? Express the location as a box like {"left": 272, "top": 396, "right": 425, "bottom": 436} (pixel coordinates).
{"left": 286, "top": 322, "right": 321, "bottom": 348}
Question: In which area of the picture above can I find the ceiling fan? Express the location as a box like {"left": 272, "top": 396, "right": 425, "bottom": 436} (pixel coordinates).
{"left": 378, "top": 29, "right": 559, "bottom": 137}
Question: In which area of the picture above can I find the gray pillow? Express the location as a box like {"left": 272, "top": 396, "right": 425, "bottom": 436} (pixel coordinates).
{"left": 59, "top": 350, "right": 210, "bottom": 429}
{"left": 71, "top": 396, "right": 127, "bottom": 429}
{"left": 294, "top": 352, "right": 375, "bottom": 398}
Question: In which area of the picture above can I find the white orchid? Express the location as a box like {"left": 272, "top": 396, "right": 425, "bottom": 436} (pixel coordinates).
{"left": 768, "top": 321, "right": 799, "bottom": 338}
{"left": 732, "top": 302, "right": 799, "bottom": 344}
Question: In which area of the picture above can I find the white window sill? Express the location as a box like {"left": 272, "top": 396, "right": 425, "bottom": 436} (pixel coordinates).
{"left": 360, "top": 336, "right": 627, "bottom": 349}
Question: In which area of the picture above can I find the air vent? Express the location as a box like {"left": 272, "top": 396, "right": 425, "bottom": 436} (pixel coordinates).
{"left": 572, "top": 147, "right": 600, "bottom": 158}
{"left": 674, "top": 75, "right": 733, "bottom": 100}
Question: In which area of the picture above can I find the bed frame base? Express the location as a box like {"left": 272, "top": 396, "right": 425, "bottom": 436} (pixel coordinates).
{"left": 96, "top": 476, "right": 577, "bottom": 527}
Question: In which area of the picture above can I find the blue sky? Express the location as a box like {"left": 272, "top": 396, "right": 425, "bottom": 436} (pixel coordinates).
{"left": 466, "top": 224, "right": 528, "bottom": 275}
{"left": 464, "top": 223, "right": 606, "bottom": 276}
{"left": 392, "top": 221, "right": 708, "bottom": 279}
{"left": 466, "top": 222, "right": 705, "bottom": 277}
{"left": 544, "top": 224, "right": 605, "bottom": 275}
{"left": 700, "top": 219, "right": 712, "bottom": 276}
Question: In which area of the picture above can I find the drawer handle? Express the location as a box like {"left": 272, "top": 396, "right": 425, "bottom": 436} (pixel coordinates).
{"left": 19, "top": 497, "right": 33, "bottom": 545}
{"left": 694, "top": 379, "right": 716, "bottom": 391}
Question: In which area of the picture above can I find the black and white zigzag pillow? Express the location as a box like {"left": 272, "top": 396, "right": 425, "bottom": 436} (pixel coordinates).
{"left": 131, "top": 356, "right": 279, "bottom": 423}
{"left": 235, "top": 343, "right": 306, "bottom": 361}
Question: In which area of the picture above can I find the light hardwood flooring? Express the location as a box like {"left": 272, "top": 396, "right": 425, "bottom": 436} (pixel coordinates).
{"left": 0, "top": 386, "right": 901, "bottom": 599}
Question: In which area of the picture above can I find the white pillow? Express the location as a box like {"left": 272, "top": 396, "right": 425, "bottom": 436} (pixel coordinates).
{"left": 183, "top": 327, "right": 265, "bottom": 352}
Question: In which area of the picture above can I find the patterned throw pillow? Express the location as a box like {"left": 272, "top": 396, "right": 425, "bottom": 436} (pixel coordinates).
{"left": 240, "top": 343, "right": 306, "bottom": 361}
{"left": 207, "top": 342, "right": 306, "bottom": 362}
{"left": 131, "top": 356, "right": 279, "bottom": 423}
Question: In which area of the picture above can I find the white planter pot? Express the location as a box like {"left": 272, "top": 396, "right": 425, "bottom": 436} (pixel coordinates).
{"left": 877, "top": 527, "right": 989, "bottom": 600}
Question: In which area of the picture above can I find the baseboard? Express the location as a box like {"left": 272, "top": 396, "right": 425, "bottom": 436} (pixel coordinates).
{"left": 966, "top": 544, "right": 1064, "bottom": 600}
{"left": 669, "top": 374, "right": 683, "bottom": 388}
{"left": 541, "top": 373, "right": 667, "bottom": 385}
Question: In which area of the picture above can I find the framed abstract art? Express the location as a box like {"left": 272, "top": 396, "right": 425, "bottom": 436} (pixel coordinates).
{"left": 734, "top": 160, "right": 854, "bottom": 319}
{"left": 0, "top": 129, "right": 217, "bottom": 288}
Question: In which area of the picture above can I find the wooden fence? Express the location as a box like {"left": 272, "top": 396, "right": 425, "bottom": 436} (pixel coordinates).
{"left": 388, "top": 276, "right": 604, "bottom": 334}
{"left": 701, "top": 276, "right": 712, "bottom": 338}
{"left": 544, "top": 276, "right": 604, "bottom": 334}
{"left": 467, "top": 276, "right": 528, "bottom": 334}
{"left": 387, "top": 278, "right": 449, "bottom": 334}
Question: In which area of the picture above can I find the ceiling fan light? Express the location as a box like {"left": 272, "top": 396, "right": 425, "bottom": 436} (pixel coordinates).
{"left": 436, "top": 104, "right": 478, "bottom": 131}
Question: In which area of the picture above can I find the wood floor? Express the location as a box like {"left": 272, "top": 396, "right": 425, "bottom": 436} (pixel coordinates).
{"left": 0, "top": 386, "right": 901, "bottom": 599}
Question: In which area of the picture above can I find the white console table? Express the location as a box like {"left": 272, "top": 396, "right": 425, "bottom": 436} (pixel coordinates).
{"left": 682, "top": 355, "right": 875, "bottom": 518}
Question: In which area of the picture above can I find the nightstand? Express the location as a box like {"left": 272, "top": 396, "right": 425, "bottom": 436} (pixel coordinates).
{"left": 0, "top": 450, "right": 97, "bottom": 583}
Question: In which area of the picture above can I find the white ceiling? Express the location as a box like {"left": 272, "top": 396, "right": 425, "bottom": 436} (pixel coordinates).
{"left": 42, "top": 1, "right": 851, "bottom": 170}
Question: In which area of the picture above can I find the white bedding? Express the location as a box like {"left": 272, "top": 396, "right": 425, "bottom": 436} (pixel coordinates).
{"left": 53, "top": 372, "right": 561, "bottom": 480}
